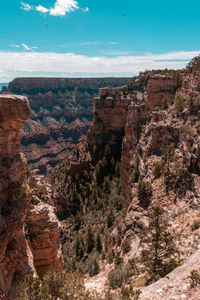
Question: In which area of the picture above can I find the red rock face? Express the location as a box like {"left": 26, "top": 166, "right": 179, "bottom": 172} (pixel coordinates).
{"left": 0, "top": 94, "right": 64, "bottom": 299}
{"left": 6, "top": 77, "right": 131, "bottom": 173}
{"left": 25, "top": 201, "right": 63, "bottom": 278}
{"left": 0, "top": 95, "right": 32, "bottom": 298}
{"left": 86, "top": 74, "right": 177, "bottom": 199}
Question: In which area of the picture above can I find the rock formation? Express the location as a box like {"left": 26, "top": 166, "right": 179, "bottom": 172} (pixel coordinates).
{"left": 87, "top": 73, "right": 177, "bottom": 197}
{"left": 5, "top": 77, "right": 131, "bottom": 173}
{"left": 51, "top": 64, "right": 200, "bottom": 299}
{"left": 25, "top": 199, "right": 63, "bottom": 278}
{"left": 0, "top": 94, "right": 32, "bottom": 298}
{"left": 0, "top": 94, "right": 63, "bottom": 299}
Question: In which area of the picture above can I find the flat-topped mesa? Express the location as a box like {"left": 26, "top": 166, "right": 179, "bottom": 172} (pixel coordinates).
{"left": 0, "top": 95, "right": 31, "bottom": 298}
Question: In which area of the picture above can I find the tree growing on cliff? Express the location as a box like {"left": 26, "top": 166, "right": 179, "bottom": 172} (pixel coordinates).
{"left": 141, "top": 206, "right": 180, "bottom": 281}
{"left": 137, "top": 181, "right": 152, "bottom": 208}
{"left": 86, "top": 225, "right": 95, "bottom": 253}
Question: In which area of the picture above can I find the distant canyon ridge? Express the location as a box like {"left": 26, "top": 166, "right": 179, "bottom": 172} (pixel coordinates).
{"left": 2, "top": 77, "right": 131, "bottom": 173}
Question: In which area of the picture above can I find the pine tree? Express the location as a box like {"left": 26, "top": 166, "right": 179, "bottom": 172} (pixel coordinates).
{"left": 141, "top": 206, "right": 179, "bottom": 280}
{"left": 138, "top": 181, "right": 152, "bottom": 208}
{"left": 115, "top": 162, "right": 121, "bottom": 177}
{"left": 104, "top": 144, "right": 111, "bottom": 159}
{"left": 96, "top": 160, "right": 104, "bottom": 184}
{"left": 107, "top": 210, "right": 114, "bottom": 228}
{"left": 95, "top": 232, "right": 102, "bottom": 253}
{"left": 103, "top": 176, "right": 111, "bottom": 193}
{"left": 86, "top": 225, "right": 95, "bottom": 253}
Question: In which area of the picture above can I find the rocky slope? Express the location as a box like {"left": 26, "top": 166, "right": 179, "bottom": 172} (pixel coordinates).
{"left": 51, "top": 59, "right": 200, "bottom": 299}
{"left": 0, "top": 94, "right": 63, "bottom": 299}
{"left": 5, "top": 77, "right": 130, "bottom": 173}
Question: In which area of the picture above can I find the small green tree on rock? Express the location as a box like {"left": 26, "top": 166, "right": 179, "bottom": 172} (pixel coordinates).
{"left": 141, "top": 206, "right": 180, "bottom": 281}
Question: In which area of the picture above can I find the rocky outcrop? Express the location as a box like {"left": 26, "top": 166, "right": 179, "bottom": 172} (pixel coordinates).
{"left": 5, "top": 77, "right": 131, "bottom": 173}
{"left": 25, "top": 200, "right": 63, "bottom": 278}
{"left": 0, "top": 94, "right": 32, "bottom": 298}
{"left": 0, "top": 94, "right": 64, "bottom": 298}
{"left": 87, "top": 86, "right": 129, "bottom": 160}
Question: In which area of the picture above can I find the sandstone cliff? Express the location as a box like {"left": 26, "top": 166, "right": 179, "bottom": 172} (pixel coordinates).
{"left": 0, "top": 94, "right": 63, "bottom": 299}
{"left": 51, "top": 65, "right": 200, "bottom": 299}
{"left": 5, "top": 77, "right": 130, "bottom": 173}
{"left": 0, "top": 94, "right": 32, "bottom": 298}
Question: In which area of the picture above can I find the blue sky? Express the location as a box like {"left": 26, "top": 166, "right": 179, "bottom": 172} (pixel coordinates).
{"left": 0, "top": 0, "right": 200, "bottom": 81}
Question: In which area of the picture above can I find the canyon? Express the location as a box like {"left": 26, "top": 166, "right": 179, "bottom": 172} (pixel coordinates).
{"left": 52, "top": 64, "right": 200, "bottom": 299}
{"left": 1, "top": 58, "right": 200, "bottom": 299}
{"left": 4, "top": 77, "right": 130, "bottom": 173}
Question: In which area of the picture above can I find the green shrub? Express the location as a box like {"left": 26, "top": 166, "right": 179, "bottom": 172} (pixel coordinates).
{"left": 89, "top": 258, "right": 100, "bottom": 277}
{"left": 190, "top": 270, "right": 200, "bottom": 288}
{"left": 108, "top": 268, "right": 128, "bottom": 289}
{"left": 152, "top": 161, "right": 163, "bottom": 178}
{"left": 122, "top": 238, "right": 131, "bottom": 254}
{"left": 191, "top": 220, "right": 200, "bottom": 231}
{"left": 174, "top": 94, "right": 184, "bottom": 114}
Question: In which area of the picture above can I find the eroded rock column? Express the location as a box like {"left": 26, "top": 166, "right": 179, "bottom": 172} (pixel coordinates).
{"left": 0, "top": 95, "right": 32, "bottom": 298}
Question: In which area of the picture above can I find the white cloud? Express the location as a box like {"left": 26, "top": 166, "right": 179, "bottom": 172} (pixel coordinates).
{"left": 49, "top": 0, "right": 79, "bottom": 16}
{"left": 36, "top": 5, "right": 49, "bottom": 14}
{"left": 9, "top": 44, "right": 20, "bottom": 48}
{"left": 0, "top": 50, "right": 199, "bottom": 82}
{"left": 22, "top": 43, "right": 38, "bottom": 51}
{"left": 20, "top": 2, "right": 32, "bottom": 11}
{"left": 20, "top": 0, "right": 88, "bottom": 16}
{"left": 82, "top": 6, "right": 89, "bottom": 13}
{"left": 22, "top": 43, "right": 31, "bottom": 51}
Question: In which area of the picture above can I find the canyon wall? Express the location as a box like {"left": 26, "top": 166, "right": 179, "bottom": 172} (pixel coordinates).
{"left": 87, "top": 73, "right": 177, "bottom": 198}
{"left": 5, "top": 77, "right": 131, "bottom": 173}
{"left": 0, "top": 94, "right": 63, "bottom": 299}
{"left": 0, "top": 94, "right": 32, "bottom": 298}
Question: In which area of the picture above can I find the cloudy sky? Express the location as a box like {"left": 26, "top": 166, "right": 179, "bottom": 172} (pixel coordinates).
{"left": 0, "top": 0, "right": 200, "bottom": 82}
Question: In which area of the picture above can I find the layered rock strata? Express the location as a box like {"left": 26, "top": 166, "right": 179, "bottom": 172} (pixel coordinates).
{"left": 0, "top": 94, "right": 63, "bottom": 299}
{"left": 5, "top": 77, "right": 131, "bottom": 173}
{"left": 87, "top": 74, "right": 176, "bottom": 198}
{"left": 0, "top": 94, "right": 32, "bottom": 298}
{"left": 25, "top": 200, "right": 63, "bottom": 278}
